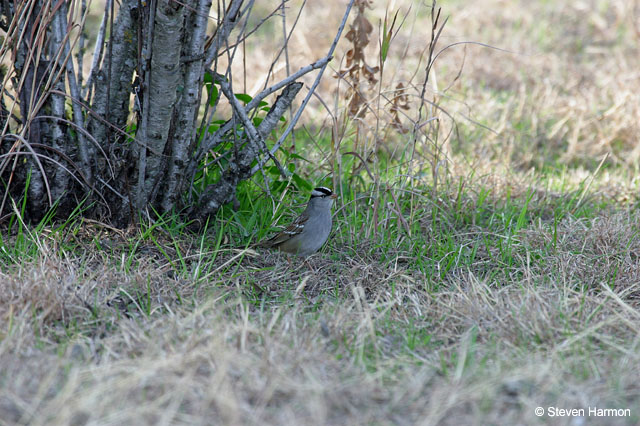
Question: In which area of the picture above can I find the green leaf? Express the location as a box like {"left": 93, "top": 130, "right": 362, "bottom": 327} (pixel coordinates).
{"left": 288, "top": 153, "right": 309, "bottom": 162}
{"left": 208, "top": 84, "right": 219, "bottom": 106}
{"left": 126, "top": 123, "right": 138, "bottom": 134}
{"left": 270, "top": 180, "right": 287, "bottom": 193}
{"left": 266, "top": 166, "right": 281, "bottom": 176}
{"left": 381, "top": 19, "right": 389, "bottom": 62}
{"left": 235, "top": 93, "right": 252, "bottom": 104}
{"left": 292, "top": 173, "right": 313, "bottom": 191}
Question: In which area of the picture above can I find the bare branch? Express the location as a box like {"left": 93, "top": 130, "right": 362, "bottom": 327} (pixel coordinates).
{"left": 82, "top": 0, "right": 111, "bottom": 101}
{"left": 250, "top": 0, "right": 355, "bottom": 175}
{"left": 195, "top": 56, "right": 331, "bottom": 163}
{"left": 53, "top": 2, "right": 92, "bottom": 184}
{"left": 204, "top": 0, "right": 245, "bottom": 68}
{"left": 216, "top": 73, "right": 287, "bottom": 177}
{"left": 189, "top": 81, "right": 303, "bottom": 222}
{"left": 76, "top": 0, "right": 87, "bottom": 90}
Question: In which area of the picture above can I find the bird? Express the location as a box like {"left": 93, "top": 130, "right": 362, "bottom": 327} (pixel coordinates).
{"left": 258, "top": 187, "right": 337, "bottom": 256}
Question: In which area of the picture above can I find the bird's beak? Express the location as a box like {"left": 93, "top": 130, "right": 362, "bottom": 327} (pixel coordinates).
{"left": 330, "top": 193, "right": 338, "bottom": 199}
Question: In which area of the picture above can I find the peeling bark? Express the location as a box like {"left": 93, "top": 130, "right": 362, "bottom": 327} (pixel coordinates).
{"left": 160, "top": 0, "right": 212, "bottom": 212}
{"left": 135, "top": 0, "right": 185, "bottom": 208}
{"left": 49, "top": 9, "right": 71, "bottom": 203}
{"left": 88, "top": 0, "right": 138, "bottom": 149}
{"left": 15, "top": 3, "right": 48, "bottom": 221}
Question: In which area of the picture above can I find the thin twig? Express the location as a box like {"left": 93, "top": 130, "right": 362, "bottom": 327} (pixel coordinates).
{"left": 76, "top": 0, "right": 87, "bottom": 90}
{"left": 204, "top": 0, "right": 244, "bottom": 68}
{"left": 0, "top": 134, "right": 52, "bottom": 206}
{"left": 249, "top": 0, "right": 355, "bottom": 176}
{"left": 32, "top": 114, "right": 115, "bottom": 177}
{"left": 0, "top": 149, "right": 87, "bottom": 192}
{"left": 195, "top": 56, "right": 331, "bottom": 162}
{"left": 259, "top": 0, "right": 304, "bottom": 95}
{"left": 215, "top": 73, "right": 288, "bottom": 178}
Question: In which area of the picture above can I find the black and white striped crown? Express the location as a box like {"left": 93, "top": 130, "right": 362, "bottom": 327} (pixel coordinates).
{"left": 311, "top": 187, "right": 333, "bottom": 198}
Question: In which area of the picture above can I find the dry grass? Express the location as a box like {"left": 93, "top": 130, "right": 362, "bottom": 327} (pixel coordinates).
{"left": 438, "top": 0, "right": 640, "bottom": 171}
{"left": 2, "top": 0, "right": 640, "bottom": 424}
{"left": 1, "top": 207, "right": 639, "bottom": 425}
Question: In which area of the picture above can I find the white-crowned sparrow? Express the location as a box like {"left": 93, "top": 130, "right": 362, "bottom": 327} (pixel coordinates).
{"left": 259, "top": 187, "right": 337, "bottom": 256}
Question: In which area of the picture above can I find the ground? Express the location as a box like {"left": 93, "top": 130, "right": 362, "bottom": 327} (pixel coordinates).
{"left": 1, "top": 0, "right": 640, "bottom": 425}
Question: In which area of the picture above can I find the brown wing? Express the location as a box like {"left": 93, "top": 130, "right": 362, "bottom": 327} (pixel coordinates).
{"left": 259, "top": 213, "right": 309, "bottom": 247}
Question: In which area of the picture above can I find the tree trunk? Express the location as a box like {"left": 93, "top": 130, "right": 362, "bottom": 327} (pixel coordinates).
{"left": 0, "top": 0, "right": 348, "bottom": 227}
